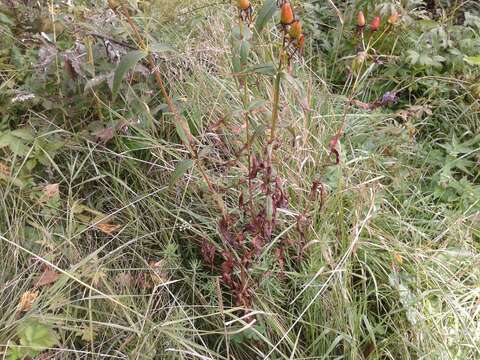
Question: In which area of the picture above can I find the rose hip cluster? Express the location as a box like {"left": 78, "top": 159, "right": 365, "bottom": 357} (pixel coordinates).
{"left": 280, "top": 1, "right": 305, "bottom": 58}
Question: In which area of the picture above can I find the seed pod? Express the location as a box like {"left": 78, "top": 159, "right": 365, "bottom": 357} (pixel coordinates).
{"left": 370, "top": 16, "right": 381, "bottom": 31}
{"left": 357, "top": 11, "right": 366, "bottom": 27}
{"left": 281, "top": 3, "right": 294, "bottom": 25}
{"left": 237, "top": 0, "right": 250, "bottom": 10}
{"left": 289, "top": 20, "right": 302, "bottom": 39}
{"left": 388, "top": 13, "right": 399, "bottom": 25}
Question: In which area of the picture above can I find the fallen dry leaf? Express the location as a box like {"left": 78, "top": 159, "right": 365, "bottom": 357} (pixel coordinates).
{"left": 0, "top": 162, "right": 11, "bottom": 177}
{"left": 18, "top": 291, "right": 39, "bottom": 312}
{"left": 96, "top": 223, "right": 121, "bottom": 235}
{"left": 329, "top": 134, "right": 341, "bottom": 164}
{"left": 35, "top": 268, "right": 60, "bottom": 288}
{"left": 95, "top": 127, "right": 116, "bottom": 144}
{"left": 115, "top": 272, "right": 134, "bottom": 288}
{"left": 149, "top": 260, "right": 168, "bottom": 285}
{"left": 40, "top": 183, "right": 59, "bottom": 203}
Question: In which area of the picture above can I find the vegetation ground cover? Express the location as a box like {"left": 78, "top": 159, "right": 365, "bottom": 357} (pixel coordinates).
{"left": 0, "top": 0, "right": 479, "bottom": 359}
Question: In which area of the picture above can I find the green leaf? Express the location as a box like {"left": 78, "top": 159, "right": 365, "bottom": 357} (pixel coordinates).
{"left": 112, "top": 50, "right": 147, "bottom": 100}
{"left": 0, "top": 133, "right": 30, "bottom": 156}
{"left": 0, "top": 12, "right": 14, "bottom": 26}
{"left": 18, "top": 319, "right": 58, "bottom": 356}
{"left": 170, "top": 159, "right": 193, "bottom": 187}
{"left": 149, "top": 42, "right": 175, "bottom": 53}
{"left": 464, "top": 56, "right": 480, "bottom": 65}
{"left": 6, "top": 345, "right": 25, "bottom": 360}
{"left": 232, "top": 25, "right": 253, "bottom": 41}
{"left": 247, "top": 99, "right": 267, "bottom": 112}
{"left": 243, "top": 63, "right": 276, "bottom": 76}
{"left": 175, "top": 122, "right": 190, "bottom": 145}
{"left": 10, "top": 128, "right": 34, "bottom": 141}
{"left": 240, "top": 40, "right": 250, "bottom": 66}
{"left": 255, "top": 0, "right": 277, "bottom": 34}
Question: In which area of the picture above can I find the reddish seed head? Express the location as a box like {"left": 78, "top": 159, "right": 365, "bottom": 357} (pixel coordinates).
{"left": 281, "top": 3, "right": 294, "bottom": 25}
{"left": 296, "top": 34, "right": 305, "bottom": 50}
{"left": 237, "top": 0, "right": 250, "bottom": 10}
{"left": 370, "top": 16, "right": 381, "bottom": 31}
{"left": 289, "top": 20, "right": 302, "bottom": 39}
{"left": 357, "top": 11, "right": 366, "bottom": 27}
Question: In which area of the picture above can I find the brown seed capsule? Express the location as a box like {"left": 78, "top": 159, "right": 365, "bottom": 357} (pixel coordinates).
{"left": 357, "top": 11, "right": 366, "bottom": 27}
{"left": 289, "top": 20, "right": 302, "bottom": 39}
{"left": 237, "top": 0, "right": 250, "bottom": 10}
{"left": 370, "top": 16, "right": 381, "bottom": 31}
{"left": 281, "top": 3, "right": 294, "bottom": 25}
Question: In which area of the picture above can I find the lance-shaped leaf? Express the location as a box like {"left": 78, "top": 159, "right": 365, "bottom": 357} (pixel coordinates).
{"left": 112, "top": 50, "right": 147, "bottom": 100}
{"left": 255, "top": 0, "right": 277, "bottom": 34}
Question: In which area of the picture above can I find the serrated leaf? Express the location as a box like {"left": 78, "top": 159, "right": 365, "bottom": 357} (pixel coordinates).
{"left": 18, "top": 320, "right": 58, "bottom": 354}
{"left": 112, "top": 50, "right": 147, "bottom": 100}
{"left": 10, "top": 128, "right": 34, "bottom": 141}
{"left": 464, "top": 56, "right": 480, "bottom": 65}
{"left": 170, "top": 159, "right": 193, "bottom": 187}
{"left": 0, "top": 133, "right": 30, "bottom": 156}
{"left": 255, "top": 0, "right": 277, "bottom": 34}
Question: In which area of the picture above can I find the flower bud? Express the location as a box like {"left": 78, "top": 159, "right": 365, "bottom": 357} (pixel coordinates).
{"left": 237, "top": 0, "right": 250, "bottom": 10}
{"left": 289, "top": 20, "right": 302, "bottom": 39}
{"left": 281, "top": 3, "right": 294, "bottom": 25}
{"left": 357, "top": 11, "right": 366, "bottom": 27}
{"left": 370, "top": 16, "right": 381, "bottom": 31}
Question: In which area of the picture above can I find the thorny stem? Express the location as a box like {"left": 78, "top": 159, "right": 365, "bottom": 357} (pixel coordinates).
{"left": 112, "top": 3, "right": 228, "bottom": 220}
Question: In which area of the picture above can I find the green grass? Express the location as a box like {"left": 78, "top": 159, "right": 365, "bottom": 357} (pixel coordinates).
{"left": 1, "top": 0, "right": 479, "bottom": 359}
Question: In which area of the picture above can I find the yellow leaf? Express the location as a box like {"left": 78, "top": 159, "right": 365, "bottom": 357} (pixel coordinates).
{"left": 394, "top": 253, "right": 403, "bottom": 265}
{"left": 18, "top": 291, "right": 38, "bottom": 312}
{"left": 96, "top": 223, "right": 121, "bottom": 235}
